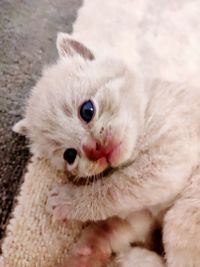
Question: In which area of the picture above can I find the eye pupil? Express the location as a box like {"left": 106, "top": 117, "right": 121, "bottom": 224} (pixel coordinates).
{"left": 63, "top": 148, "right": 77, "bottom": 164}
{"left": 79, "top": 100, "right": 95, "bottom": 123}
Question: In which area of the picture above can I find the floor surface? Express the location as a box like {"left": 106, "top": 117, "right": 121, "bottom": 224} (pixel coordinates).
{"left": 0, "top": 0, "right": 82, "bottom": 244}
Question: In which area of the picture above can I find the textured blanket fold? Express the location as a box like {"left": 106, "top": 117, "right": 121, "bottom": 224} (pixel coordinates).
{"left": 0, "top": 157, "right": 85, "bottom": 267}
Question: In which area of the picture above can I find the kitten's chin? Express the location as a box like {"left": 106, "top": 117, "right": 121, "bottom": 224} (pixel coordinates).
{"left": 69, "top": 144, "right": 134, "bottom": 185}
{"left": 68, "top": 158, "right": 134, "bottom": 186}
{"left": 68, "top": 165, "right": 114, "bottom": 185}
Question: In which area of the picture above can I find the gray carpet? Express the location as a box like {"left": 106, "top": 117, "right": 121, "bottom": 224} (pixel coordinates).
{"left": 0, "top": 0, "right": 82, "bottom": 243}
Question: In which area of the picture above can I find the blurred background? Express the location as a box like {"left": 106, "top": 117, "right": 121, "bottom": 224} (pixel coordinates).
{"left": 0, "top": 0, "right": 82, "bottom": 245}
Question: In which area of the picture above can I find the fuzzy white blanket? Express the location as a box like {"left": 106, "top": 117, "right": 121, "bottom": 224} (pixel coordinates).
{"left": 0, "top": 158, "right": 84, "bottom": 267}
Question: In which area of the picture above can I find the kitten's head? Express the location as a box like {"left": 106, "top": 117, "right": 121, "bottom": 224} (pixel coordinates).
{"left": 13, "top": 33, "right": 145, "bottom": 179}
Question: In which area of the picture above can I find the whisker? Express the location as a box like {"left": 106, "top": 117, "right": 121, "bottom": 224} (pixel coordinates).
{"left": 73, "top": 174, "right": 80, "bottom": 183}
{"left": 91, "top": 174, "right": 96, "bottom": 220}
{"left": 68, "top": 163, "right": 131, "bottom": 186}
{"left": 86, "top": 175, "right": 90, "bottom": 186}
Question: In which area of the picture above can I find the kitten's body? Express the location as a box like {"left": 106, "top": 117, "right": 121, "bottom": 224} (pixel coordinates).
{"left": 14, "top": 0, "right": 200, "bottom": 266}
{"left": 47, "top": 79, "right": 200, "bottom": 267}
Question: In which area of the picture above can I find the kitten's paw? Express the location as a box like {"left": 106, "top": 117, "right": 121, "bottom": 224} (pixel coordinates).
{"left": 63, "top": 224, "right": 112, "bottom": 267}
{"left": 63, "top": 247, "right": 110, "bottom": 267}
{"left": 62, "top": 254, "right": 103, "bottom": 267}
{"left": 46, "top": 183, "right": 73, "bottom": 221}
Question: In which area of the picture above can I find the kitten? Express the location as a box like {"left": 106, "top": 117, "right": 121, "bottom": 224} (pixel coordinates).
{"left": 13, "top": 0, "right": 200, "bottom": 265}
{"left": 14, "top": 32, "right": 200, "bottom": 267}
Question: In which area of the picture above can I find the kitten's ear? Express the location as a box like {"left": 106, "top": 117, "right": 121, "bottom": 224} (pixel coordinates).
{"left": 12, "top": 119, "right": 29, "bottom": 136}
{"left": 56, "top": 32, "right": 94, "bottom": 60}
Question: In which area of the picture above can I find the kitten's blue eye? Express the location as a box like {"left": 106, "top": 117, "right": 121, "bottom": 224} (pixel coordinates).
{"left": 79, "top": 100, "right": 95, "bottom": 123}
{"left": 63, "top": 148, "right": 77, "bottom": 164}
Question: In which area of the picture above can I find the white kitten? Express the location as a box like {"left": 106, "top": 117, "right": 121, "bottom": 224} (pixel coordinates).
{"left": 13, "top": 0, "right": 200, "bottom": 266}
{"left": 14, "top": 32, "right": 200, "bottom": 267}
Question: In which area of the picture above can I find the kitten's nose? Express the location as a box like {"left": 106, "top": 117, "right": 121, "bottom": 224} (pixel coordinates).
{"left": 82, "top": 140, "right": 108, "bottom": 161}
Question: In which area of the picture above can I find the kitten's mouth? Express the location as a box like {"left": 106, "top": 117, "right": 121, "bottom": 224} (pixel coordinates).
{"left": 68, "top": 160, "right": 134, "bottom": 186}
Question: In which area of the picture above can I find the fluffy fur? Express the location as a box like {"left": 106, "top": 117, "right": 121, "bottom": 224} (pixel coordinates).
{"left": 6, "top": 0, "right": 200, "bottom": 266}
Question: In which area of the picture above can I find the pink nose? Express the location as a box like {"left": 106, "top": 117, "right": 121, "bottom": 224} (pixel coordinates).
{"left": 82, "top": 140, "right": 109, "bottom": 161}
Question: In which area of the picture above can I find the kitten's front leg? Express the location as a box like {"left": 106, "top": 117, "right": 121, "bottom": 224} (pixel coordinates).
{"left": 46, "top": 172, "right": 140, "bottom": 222}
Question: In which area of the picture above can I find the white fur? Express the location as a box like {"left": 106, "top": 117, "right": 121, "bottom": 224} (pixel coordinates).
{"left": 116, "top": 248, "right": 164, "bottom": 267}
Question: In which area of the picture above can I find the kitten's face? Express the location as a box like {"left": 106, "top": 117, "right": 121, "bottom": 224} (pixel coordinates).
{"left": 14, "top": 33, "right": 144, "bottom": 179}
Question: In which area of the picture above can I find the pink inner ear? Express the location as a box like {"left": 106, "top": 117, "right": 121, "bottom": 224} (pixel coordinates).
{"left": 68, "top": 39, "right": 94, "bottom": 60}
{"left": 59, "top": 38, "right": 73, "bottom": 57}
